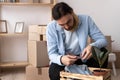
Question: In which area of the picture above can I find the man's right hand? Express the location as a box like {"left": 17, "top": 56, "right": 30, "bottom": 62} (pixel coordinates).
{"left": 60, "top": 54, "right": 78, "bottom": 66}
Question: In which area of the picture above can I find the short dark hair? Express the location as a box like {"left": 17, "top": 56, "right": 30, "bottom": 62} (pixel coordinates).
{"left": 52, "top": 2, "right": 73, "bottom": 20}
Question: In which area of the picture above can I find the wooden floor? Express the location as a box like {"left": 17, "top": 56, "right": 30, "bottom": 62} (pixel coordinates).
{"left": 0, "top": 68, "right": 120, "bottom": 80}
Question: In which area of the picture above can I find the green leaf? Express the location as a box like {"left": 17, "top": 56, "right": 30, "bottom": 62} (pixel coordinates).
{"left": 91, "top": 46, "right": 110, "bottom": 68}
{"left": 101, "top": 51, "right": 109, "bottom": 66}
{"left": 91, "top": 46, "right": 99, "bottom": 62}
{"left": 99, "top": 52, "right": 104, "bottom": 59}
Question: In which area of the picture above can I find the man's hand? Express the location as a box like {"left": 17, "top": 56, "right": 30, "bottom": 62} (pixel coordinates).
{"left": 81, "top": 45, "right": 92, "bottom": 60}
{"left": 61, "top": 54, "right": 78, "bottom": 66}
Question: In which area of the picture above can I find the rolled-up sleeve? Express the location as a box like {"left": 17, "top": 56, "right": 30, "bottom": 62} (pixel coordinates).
{"left": 88, "top": 16, "right": 107, "bottom": 48}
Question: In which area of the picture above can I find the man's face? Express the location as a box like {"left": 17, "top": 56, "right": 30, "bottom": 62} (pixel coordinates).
{"left": 57, "top": 14, "right": 74, "bottom": 31}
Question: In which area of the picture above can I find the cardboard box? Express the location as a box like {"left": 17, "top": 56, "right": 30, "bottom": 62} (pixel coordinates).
{"left": 43, "top": 35, "right": 46, "bottom": 41}
{"left": 29, "top": 25, "right": 47, "bottom": 41}
{"left": 38, "top": 27, "right": 46, "bottom": 35}
{"left": 29, "top": 32, "right": 41, "bottom": 41}
{"left": 29, "top": 25, "right": 46, "bottom": 34}
{"left": 60, "top": 67, "right": 111, "bottom": 80}
{"left": 105, "top": 36, "right": 112, "bottom": 52}
{"left": 26, "top": 65, "right": 50, "bottom": 80}
{"left": 29, "top": 33, "right": 46, "bottom": 41}
{"left": 28, "top": 41, "right": 49, "bottom": 67}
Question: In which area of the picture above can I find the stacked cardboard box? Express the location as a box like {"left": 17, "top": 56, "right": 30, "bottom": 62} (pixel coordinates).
{"left": 26, "top": 66, "right": 49, "bottom": 80}
{"left": 27, "top": 25, "right": 49, "bottom": 80}
{"left": 28, "top": 25, "right": 49, "bottom": 67}
{"left": 29, "top": 25, "right": 46, "bottom": 41}
{"left": 28, "top": 41, "right": 49, "bottom": 67}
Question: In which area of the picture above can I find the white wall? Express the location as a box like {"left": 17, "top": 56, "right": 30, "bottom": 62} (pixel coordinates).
{"left": 1, "top": 6, "right": 51, "bottom": 33}
{"left": 0, "top": 5, "right": 51, "bottom": 62}
{"left": 0, "top": 0, "right": 120, "bottom": 62}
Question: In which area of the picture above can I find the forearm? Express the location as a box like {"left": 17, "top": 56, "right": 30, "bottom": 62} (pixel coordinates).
{"left": 90, "top": 38, "right": 107, "bottom": 48}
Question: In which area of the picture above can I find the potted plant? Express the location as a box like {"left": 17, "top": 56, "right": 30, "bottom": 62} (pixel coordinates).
{"left": 91, "top": 46, "right": 110, "bottom": 76}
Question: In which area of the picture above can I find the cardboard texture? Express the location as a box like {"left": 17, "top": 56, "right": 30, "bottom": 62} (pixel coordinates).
{"left": 29, "top": 25, "right": 46, "bottom": 41}
{"left": 29, "top": 32, "right": 40, "bottom": 41}
{"left": 26, "top": 66, "right": 50, "bottom": 80}
{"left": 105, "top": 36, "right": 112, "bottom": 52}
{"left": 29, "top": 25, "right": 46, "bottom": 34}
{"left": 28, "top": 41, "right": 49, "bottom": 67}
{"left": 29, "top": 33, "right": 46, "bottom": 41}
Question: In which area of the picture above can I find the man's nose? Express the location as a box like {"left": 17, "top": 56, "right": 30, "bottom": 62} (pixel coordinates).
{"left": 64, "top": 25, "right": 69, "bottom": 29}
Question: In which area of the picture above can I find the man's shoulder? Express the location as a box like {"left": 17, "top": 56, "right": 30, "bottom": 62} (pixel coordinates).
{"left": 47, "top": 20, "right": 57, "bottom": 29}
{"left": 48, "top": 20, "right": 57, "bottom": 26}
{"left": 47, "top": 20, "right": 61, "bottom": 31}
{"left": 77, "top": 14, "right": 90, "bottom": 19}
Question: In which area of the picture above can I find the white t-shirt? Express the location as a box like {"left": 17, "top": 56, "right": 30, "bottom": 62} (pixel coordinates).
{"left": 64, "top": 30, "right": 81, "bottom": 55}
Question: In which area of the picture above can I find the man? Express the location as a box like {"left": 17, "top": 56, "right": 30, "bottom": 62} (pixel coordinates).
{"left": 46, "top": 2, "right": 107, "bottom": 80}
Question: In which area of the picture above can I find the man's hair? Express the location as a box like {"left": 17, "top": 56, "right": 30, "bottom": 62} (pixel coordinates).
{"left": 52, "top": 2, "right": 73, "bottom": 20}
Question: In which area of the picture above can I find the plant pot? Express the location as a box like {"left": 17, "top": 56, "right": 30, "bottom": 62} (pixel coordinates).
{"left": 93, "top": 69, "right": 108, "bottom": 76}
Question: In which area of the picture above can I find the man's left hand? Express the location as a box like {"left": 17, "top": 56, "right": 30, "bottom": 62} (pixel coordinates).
{"left": 81, "top": 45, "right": 92, "bottom": 60}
